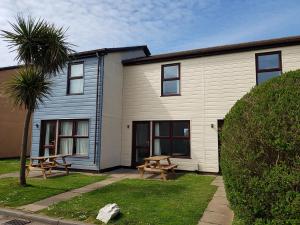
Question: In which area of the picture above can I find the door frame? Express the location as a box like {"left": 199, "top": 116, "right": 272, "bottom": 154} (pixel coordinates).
{"left": 131, "top": 121, "right": 151, "bottom": 167}
{"left": 217, "top": 119, "right": 224, "bottom": 174}
{"left": 39, "top": 120, "right": 57, "bottom": 156}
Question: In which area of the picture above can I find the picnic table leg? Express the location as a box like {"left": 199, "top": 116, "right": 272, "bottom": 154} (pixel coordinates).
{"left": 167, "top": 158, "right": 171, "bottom": 165}
{"left": 62, "top": 157, "right": 69, "bottom": 175}
{"left": 138, "top": 168, "right": 144, "bottom": 178}
{"left": 25, "top": 166, "right": 30, "bottom": 177}
{"left": 160, "top": 171, "right": 167, "bottom": 181}
{"left": 65, "top": 166, "right": 69, "bottom": 175}
{"left": 42, "top": 169, "right": 47, "bottom": 179}
{"left": 171, "top": 168, "right": 176, "bottom": 174}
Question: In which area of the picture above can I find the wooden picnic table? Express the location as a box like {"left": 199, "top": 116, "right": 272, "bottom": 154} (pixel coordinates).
{"left": 137, "top": 155, "right": 178, "bottom": 181}
{"left": 26, "top": 154, "right": 71, "bottom": 179}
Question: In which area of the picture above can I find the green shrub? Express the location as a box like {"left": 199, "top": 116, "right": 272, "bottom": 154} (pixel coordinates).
{"left": 221, "top": 70, "right": 300, "bottom": 225}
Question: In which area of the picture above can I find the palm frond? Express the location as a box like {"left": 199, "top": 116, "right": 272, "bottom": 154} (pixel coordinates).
{"left": 4, "top": 66, "right": 52, "bottom": 111}
{"left": 1, "top": 14, "right": 74, "bottom": 75}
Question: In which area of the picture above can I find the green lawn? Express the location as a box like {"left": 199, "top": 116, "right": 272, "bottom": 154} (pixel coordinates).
{"left": 0, "top": 174, "right": 106, "bottom": 207}
{"left": 0, "top": 159, "right": 20, "bottom": 175}
{"left": 42, "top": 174, "right": 217, "bottom": 225}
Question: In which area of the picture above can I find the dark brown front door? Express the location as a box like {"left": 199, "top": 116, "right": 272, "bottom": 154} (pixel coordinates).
{"left": 132, "top": 121, "right": 150, "bottom": 167}
{"left": 39, "top": 120, "right": 57, "bottom": 156}
{"left": 217, "top": 119, "right": 224, "bottom": 173}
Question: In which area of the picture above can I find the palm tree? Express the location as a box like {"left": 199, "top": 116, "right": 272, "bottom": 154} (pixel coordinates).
{"left": 2, "top": 15, "right": 73, "bottom": 186}
{"left": 2, "top": 15, "right": 73, "bottom": 74}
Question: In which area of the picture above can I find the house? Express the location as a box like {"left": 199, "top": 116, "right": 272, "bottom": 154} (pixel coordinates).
{"left": 30, "top": 35, "right": 300, "bottom": 172}
{"left": 0, "top": 66, "right": 31, "bottom": 158}
{"left": 31, "top": 46, "right": 150, "bottom": 171}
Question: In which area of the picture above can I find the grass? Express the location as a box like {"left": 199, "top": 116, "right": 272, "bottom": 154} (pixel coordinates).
{"left": 0, "top": 174, "right": 106, "bottom": 207}
{"left": 0, "top": 159, "right": 20, "bottom": 175}
{"left": 42, "top": 174, "right": 217, "bottom": 225}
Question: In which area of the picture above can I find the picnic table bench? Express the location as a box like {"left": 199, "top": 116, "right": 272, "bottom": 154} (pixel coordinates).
{"left": 26, "top": 154, "right": 71, "bottom": 179}
{"left": 137, "top": 155, "right": 178, "bottom": 181}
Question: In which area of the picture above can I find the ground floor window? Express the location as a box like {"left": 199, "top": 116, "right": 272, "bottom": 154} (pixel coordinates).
{"left": 58, "top": 120, "right": 89, "bottom": 156}
{"left": 152, "top": 120, "right": 190, "bottom": 158}
{"left": 40, "top": 119, "right": 89, "bottom": 157}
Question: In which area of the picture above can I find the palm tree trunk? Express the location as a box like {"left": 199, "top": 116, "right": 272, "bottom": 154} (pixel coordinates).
{"left": 20, "top": 110, "right": 32, "bottom": 186}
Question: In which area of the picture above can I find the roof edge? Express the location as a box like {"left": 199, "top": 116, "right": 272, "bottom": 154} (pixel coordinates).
{"left": 123, "top": 35, "right": 300, "bottom": 65}
{"left": 71, "top": 45, "right": 151, "bottom": 59}
{"left": 0, "top": 65, "right": 21, "bottom": 71}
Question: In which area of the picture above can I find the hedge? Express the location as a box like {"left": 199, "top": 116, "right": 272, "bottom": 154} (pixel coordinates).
{"left": 221, "top": 70, "right": 300, "bottom": 225}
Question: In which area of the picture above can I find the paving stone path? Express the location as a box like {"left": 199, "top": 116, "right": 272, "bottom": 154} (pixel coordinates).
{"left": 198, "top": 176, "right": 234, "bottom": 225}
{"left": 0, "top": 172, "right": 19, "bottom": 179}
{"left": 0, "top": 170, "right": 66, "bottom": 179}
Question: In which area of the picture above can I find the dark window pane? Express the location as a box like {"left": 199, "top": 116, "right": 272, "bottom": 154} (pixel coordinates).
{"left": 173, "top": 121, "right": 189, "bottom": 137}
{"left": 136, "top": 147, "right": 150, "bottom": 163}
{"left": 135, "top": 123, "right": 149, "bottom": 147}
{"left": 257, "top": 71, "right": 281, "bottom": 84}
{"left": 154, "top": 122, "right": 170, "bottom": 137}
{"left": 163, "top": 65, "right": 179, "bottom": 79}
{"left": 163, "top": 80, "right": 179, "bottom": 95}
{"left": 258, "top": 54, "right": 280, "bottom": 70}
{"left": 173, "top": 139, "right": 189, "bottom": 157}
{"left": 154, "top": 139, "right": 171, "bottom": 155}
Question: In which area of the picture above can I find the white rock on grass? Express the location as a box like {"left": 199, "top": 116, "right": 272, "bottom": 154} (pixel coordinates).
{"left": 96, "top": 203, "right": 120, "bottom": 224}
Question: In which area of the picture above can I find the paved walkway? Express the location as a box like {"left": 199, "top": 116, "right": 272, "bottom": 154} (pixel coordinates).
{"left": 0, "top": 172, "right": 19, "bottom": 179}
{"left": 198, "top": 176, "right": 234, "bottom": 225}
{"left": 0, "top": 170, "right": 67, "bottom": 179}
{"left": 18, "top": 176, "right": 123, "bottom": 212}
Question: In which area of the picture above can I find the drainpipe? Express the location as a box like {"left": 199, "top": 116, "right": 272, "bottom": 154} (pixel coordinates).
{"left": 94, "top": 52, "right": 106, "bottom": 171}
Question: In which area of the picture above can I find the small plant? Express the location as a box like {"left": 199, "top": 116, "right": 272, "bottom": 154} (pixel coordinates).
{"left": 221, "top": 70, "right": 300, "bottom": 225}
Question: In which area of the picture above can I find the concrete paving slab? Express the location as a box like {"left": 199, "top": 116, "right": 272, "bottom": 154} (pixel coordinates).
{"left": 201, "top": 211, "right": 233, "bottom": 225}
{"left": 198, "top": 176, "right": 233, "bottom": 225}
{"left": 0, "top": 172, "right": 19, "bottom": 179}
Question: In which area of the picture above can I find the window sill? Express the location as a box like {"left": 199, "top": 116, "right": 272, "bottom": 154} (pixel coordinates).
{"left": 152, "top": 154, "right": 191, "bottom": 159}
{"left": 66, "top": 93, "right": 84, "bottom": 96}
{"left": 160, "top": 94, "right": 181, "bottom": 97}
{"left": 67, "top": 155, "right": 89, "bottom": 159}
{"left": 170, "top": 156, "right": 191, "bottom": 159}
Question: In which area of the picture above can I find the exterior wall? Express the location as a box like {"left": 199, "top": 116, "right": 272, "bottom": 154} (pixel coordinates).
{"left": 122, "top": 45, "right": 300, "bottom": 172}
{"left": 100, "top": 50, "right": 147, "bottom": 169}
{"left": 31, "top": 57, "right": 101, "bottom": 170}
{"left": 0, "top": 68, "right": 31, "bottom": 158}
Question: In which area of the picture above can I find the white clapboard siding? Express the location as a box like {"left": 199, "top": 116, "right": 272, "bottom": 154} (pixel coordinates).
{"left": 122, "top": 45, "right": 300, "bottom": 172}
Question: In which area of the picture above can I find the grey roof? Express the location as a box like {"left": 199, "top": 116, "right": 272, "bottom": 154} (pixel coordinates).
{"left": 123, "top": 35, "right": 300, "bottom": 65}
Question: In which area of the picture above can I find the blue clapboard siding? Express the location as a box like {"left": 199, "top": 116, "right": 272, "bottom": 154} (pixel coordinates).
{"left": 31, "top": 56, "right": 102, "bottom": 170}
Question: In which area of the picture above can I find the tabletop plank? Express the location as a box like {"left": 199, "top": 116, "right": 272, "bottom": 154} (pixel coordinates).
{"left": 144, "top": 155, "right": 170, "bottom": 161}
{"left": 30, "top": 154, "right": 66, "bottom": 160}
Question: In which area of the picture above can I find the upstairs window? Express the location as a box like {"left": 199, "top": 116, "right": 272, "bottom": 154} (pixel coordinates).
{"left": 161, "top": 63, "right": 180, "bottom": 96}
{"left": 67, "top": 62, "right": 84, "bottom": 94}
{"left": 153, "top": 121, "right": 190, "bottom": 158}
{"left": 256, "top": 51, "right": 282, "bottom": 84}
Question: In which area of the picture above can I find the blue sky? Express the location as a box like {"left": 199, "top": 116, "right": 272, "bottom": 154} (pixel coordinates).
{"left": 0, "top": 0, "right": 300, "bottom": 67}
